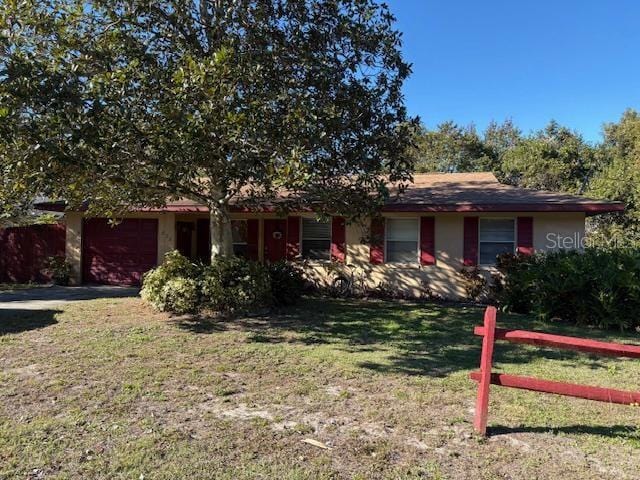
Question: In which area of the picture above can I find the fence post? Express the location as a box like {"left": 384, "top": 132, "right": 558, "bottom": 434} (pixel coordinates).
{"left": 473, "top": 306, "right": 497, "bottom": 436}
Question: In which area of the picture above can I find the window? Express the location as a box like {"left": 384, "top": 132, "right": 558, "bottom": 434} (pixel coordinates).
{"left": 479, "top": 218, "right": 515, "bottom": 264}
{"left": 301, "top": 218, "right": 331, "bottom": 260}
{"left": 386, "top": 218, "right": 418, "bottom": 263}
{"left": 231, "top": 220, "right": 248, "bottom": 257}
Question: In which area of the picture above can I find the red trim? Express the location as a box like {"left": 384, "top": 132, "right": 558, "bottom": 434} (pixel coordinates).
{"left": 419, "top": 217, "right": 435, "bottom": 265}
{"left": 369, "top": 217, "right": 385, "bottom": 264}
{"left": 35, "top": 201, "right": 625, "bottom": 215}
{"left": 463, "top": 217, "right": 479, "bottom": 267}
{"left": 331, "top": 216, "right": 346, "bottom": 263}
{"left": 516, "top": 217, "right": 534, "bottom": 255}
{"left": 286, "top": 216, "right": 300, "bottom": 260}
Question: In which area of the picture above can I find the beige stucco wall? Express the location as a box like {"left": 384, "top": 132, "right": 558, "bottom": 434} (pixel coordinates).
{"left": 303, "top": 212, "right": 586, "bottom": 300}
{"left": 64, "top": 212, "right": 83, "bottom": 285}
{"left": 63, "top": 210, "right": 586, "bottom": 297}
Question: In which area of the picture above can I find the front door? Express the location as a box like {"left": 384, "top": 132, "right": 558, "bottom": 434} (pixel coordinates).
{"left": 176, "top": 222, "right": 194, "bottom": 258}
{"left": 263, "top": 219, "right": 287, "bottom": 262}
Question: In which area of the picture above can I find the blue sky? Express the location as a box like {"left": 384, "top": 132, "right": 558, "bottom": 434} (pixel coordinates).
{"left": 386, "top": 0, "right": 640, "bottom": 142}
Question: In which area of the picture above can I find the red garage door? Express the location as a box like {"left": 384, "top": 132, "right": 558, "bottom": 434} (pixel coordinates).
{"left": 82, "top": 218, "right": 158, "bottom": 285}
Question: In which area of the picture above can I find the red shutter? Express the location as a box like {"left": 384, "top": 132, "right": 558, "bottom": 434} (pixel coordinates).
{"left": 246, "top": 219, "right": 259, "bottom": 260}
{"left": 463, "top": 217, "right": 479, "bottom": 266}
{"left": 331, "top": 216, "right": 346, "bottom": 262}
{"left": 370, "top": 217, "right": 385, "bottom": 264}
{"left": 517, "top": 217, "right": 534, "bottom": 255}
{"left": 286, "top": 216, "right": 300, "bottom": 260}
{"left": 420, "top": 217, "right": 436, "bottom": 265}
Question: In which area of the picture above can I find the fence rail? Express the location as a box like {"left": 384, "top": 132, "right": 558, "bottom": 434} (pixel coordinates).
{"left": 470, "top": 306, "right": 640, "bottom": 436}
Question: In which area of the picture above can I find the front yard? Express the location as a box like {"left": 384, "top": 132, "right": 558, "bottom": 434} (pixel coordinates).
{"left": 1, "top": 297, "right": 639, "bottom": 479}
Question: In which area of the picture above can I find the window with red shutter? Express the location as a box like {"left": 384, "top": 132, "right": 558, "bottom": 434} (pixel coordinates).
{"left": 420, "top": 217, "right": 435, "bottom": 265}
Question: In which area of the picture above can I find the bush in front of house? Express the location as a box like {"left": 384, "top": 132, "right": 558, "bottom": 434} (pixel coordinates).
{"left": 142, "top": 251, "right": 307, "bottom": 315}
{"left": 266, "top": 260, "right": 306, "bottom": 306}
{"left": 140, "top": 250, "right": 201, "bottom": 309}
{"left": 159, "top": 277, "right": 200, "bottom": 314}
{"left": 200, "top": 256, "right": 272, "bottom": 313}
{"left": 492, "top": 249, "right": 640, "bottom": 331}
{"left": 43, "top": 256, "right": 73, "bottom": 285}
{"left": 458, "top": 266, "right": 488, "bottom": 302}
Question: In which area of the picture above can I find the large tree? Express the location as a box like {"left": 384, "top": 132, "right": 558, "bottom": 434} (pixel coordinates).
{"left": 0, "top": 0, "right": 415, "bottom": 260}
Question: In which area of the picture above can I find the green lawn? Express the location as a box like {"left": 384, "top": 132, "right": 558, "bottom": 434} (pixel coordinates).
{"left": 1, "top": 297, "right": 639, "bottom": 479}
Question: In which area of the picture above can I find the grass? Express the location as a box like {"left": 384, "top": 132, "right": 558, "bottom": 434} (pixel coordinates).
{"left": 1, "top": 297, "right": 639, "bottom": 479}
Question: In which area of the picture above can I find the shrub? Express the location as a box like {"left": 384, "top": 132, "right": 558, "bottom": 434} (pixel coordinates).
{"left": 492, "top": 249, "right": 640, "bottom": 331}
{"left": 200, "top": 256, "right": 272, "bottom": 313}
{"left": 458, "top": 267, "right": 488, "bottom": 301}
{"left": 141, "top": 251, "right": 308, "bottom": 315}
{"left": 141, "top": 250, "right": 200, "bottom": 308}
{"left": 43, "top": 256, "right": 72, "bottom": 285}
{"left": 267, "top": 260, "right": 306, "bottom": 306}
{"left": 158, "top": 277, "right": 200, "bottom": 314}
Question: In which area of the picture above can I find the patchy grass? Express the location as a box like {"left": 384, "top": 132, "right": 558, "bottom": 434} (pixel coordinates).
{"left": 1, "top": 297, "right": 639, "bottom": 479}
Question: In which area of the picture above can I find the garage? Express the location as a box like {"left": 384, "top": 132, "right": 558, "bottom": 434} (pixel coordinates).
{"left": 82, "top": 218, "right": 158, "bottom": 285}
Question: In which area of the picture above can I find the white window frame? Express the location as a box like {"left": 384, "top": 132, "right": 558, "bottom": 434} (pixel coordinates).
{"left": 385, "top": 217, "right": 420, "bottom": 264}
{"left": 300, "top": 217, "right": 332, "bottom": 261}
{"left": 478, "top": 217, "right": 516, "bottom": 266}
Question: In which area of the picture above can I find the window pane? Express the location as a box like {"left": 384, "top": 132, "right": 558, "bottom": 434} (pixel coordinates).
{"left": 302, "top": 239, "right": 330, "bottom": 260}
{"left": 302, "top": 218, "right": 330, "bottom": 239}
{"left": 231, "top": 220, "right": 248, "bottom": 243}
{"left": 479, "top": 242, "right": 514, "bottom": 264}
{"left": 387, "top": 218, "right": 418, "bottom": 241}
{"left": 479, "top": 219, "right": 514, "bottom": 242}
{"left": 387, "top": 241, "right": 417, "bottom": 263}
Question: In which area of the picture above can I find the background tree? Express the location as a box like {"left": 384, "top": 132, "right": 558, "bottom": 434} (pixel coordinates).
{"left": 411, "top": 121, "right": 489, "bottom": 173}
{"left": 0, "top": 0, "right": 416, "bottom": 260}
{"left": 587, "top": 109, "right": 640, "bottom": 243}
{"left": 500, "top": 121, "right": 598, "bottom": 193}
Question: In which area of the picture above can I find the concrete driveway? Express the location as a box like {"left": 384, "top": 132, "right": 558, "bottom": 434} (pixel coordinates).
{"left": 0, "top": 285, "right": 139, "bottom": 310}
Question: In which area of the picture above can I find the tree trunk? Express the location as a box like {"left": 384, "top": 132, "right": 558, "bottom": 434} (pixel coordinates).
{"left": 209, "top": 204, "right": 234, "bottom": 262}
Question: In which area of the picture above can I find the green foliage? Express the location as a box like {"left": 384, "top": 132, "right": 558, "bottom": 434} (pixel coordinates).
{"left": 458, "top": 267, "right": 488, "bottom": 302}
{"left": 587, "top": 109, "right": 640, "bottom": 243}
{"left": 492, "top": 250, "right": 640, "bottom": 330}
{"left": 159, "top": 278, "right": 200, "bottom": 315}
{"left": 1, "top": 0, "right": 416, "bottom": 259}
{"left": 142, "top": 251, "right": 307, "bottom": 314}
{"left": 410, "top": 118, "right": 599, "bottom": 195}
{"left": 200, "top": 257, "right": 272, "bottom": 313}
{"left": 266, "top": 261, "right": 306, "bottom": 307}
{"left": 500, "top": 121, "right": 597, "bottom": 194}
{"left": 43, "top": 256, "right": 72, "bottom": 286}
{"left": 140, "top": 251, "right": 200, "bottom": 310}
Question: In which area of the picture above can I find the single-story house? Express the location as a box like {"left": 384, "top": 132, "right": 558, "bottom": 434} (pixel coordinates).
{"left": 36, "top": 172, "right": 623, "bottom": 299}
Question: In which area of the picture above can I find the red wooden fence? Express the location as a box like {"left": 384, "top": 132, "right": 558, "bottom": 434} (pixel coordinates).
{"left": 471, "top": 306, "right": 640, "bottom": 436}
{"left": 0, "top": 224, "right": 66, "bottom": 283}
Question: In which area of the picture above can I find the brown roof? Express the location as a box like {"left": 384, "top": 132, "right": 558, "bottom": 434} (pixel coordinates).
{"left": 35, "top": 172, "right": 624, "bottom": 215}
{"left": 383, "top": 173, "right": 624, "bottom": 215}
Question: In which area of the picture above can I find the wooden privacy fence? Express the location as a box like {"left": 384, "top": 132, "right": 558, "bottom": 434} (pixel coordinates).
{"left": 0, "top": 223, "right": 66, "bottom": 283}
{"left": 470, "top": 306, "right": 640, "bottom": 436}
